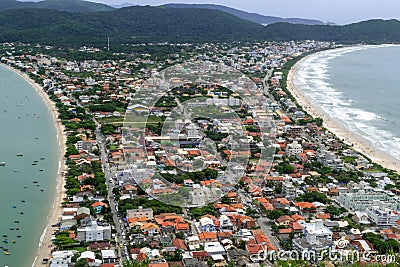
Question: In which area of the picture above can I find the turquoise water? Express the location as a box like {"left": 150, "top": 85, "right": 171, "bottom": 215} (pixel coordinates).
{"left": 0, "top": 65, "right": 59, "bottom": 267}
{"left": 293, "top": 45, "right": 400, "bottom": 163}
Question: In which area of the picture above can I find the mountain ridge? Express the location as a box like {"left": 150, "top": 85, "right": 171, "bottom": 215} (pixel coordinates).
{"left": 0, "top": 0, "right": 114, "bottom": 12}
{"left": 0, "top": 6, "right": 399, "bottom": 46}
{"left": 162, "top": 3, "right": 328, "bottom": 25}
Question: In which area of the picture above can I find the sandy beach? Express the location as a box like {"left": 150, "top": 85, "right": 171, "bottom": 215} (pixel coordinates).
{"left": 0, "top": 63, "right": 67, "bottom": 266}
{"left": 287, "top": 56, "right": 400, "bottom": 173}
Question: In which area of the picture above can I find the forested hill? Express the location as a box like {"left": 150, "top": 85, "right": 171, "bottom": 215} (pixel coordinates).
{"left": 264, "top": 19, "right": 400, "bottom": 43}
{"left": 0, "top": 6, "right": 400, "bottom": 46}
{"left": 0, "top": 6, "right": 265, "bottom": 45}
{"left": 0, "top": 0, "right": 114, "bottom": 12}
{"left": 162, "top": 3, "right": 327, "bottom": 25}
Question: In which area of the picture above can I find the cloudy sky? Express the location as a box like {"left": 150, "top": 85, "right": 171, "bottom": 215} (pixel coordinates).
{"left": 87, "top": 0, "right": 400, "bottom": 25}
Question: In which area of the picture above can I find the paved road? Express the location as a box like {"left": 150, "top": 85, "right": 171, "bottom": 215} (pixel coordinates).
{"left": 95, "top": 121, "right": 129, "bottom": 263}
{"left": 257, "top": 217, "right": 282, "bottom": 251}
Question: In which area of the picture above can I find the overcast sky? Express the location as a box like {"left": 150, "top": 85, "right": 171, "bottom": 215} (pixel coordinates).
{"left": 86, "top": 0, "right": 400, "bottom": 24}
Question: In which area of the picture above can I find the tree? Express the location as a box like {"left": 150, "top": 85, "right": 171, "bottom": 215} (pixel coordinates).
{"left": 75, "top": 259, "right": 90, "bottom": 267}
{"left": 123, "top": 259, "right": 150, "bottom": 267}
{"left": 266, "top": 210, "right": 284, "bottom": 220}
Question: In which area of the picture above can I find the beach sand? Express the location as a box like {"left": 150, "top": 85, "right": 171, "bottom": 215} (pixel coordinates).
{"left": 287, "top": 56, "right": 400, "bottom": 174}
{"left": 0, "top": 63, "right": 67, "bottom": 266}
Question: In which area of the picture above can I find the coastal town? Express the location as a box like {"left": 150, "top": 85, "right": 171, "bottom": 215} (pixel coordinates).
{"left": 1, "top": 40, "right": 400, "bottom": 267}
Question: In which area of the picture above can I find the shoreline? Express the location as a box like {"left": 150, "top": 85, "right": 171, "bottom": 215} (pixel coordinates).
{"left": 0, "top": 63, "right": 67, "bottom": 266}
{"left": 286, "top": 52, "right": 400, "bottom": 174}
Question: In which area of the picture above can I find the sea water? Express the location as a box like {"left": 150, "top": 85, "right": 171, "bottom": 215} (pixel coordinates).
{"left": 293, "top": 44, "right": 400, "bottom": 163}
{"left": 0, "top": 65, "right": 59, "bottom": 266}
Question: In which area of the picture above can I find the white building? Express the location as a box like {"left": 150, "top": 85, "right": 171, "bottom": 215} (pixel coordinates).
{"left": 301, "top": 219, "right": 332, "bottom": 240}
{"left": 186, "top": 123, "right": 201, "bottom": 139}
{"left": 286, "top": 140, "right": 303, "bottom": 157}
{"left": 77, "top": 218, "right": 112, "bottom": 242}
{"left": 338, "top": 187, "right": 400, "bottom": 212}
{"left": 366, "top": 206, "right": 400, "bottom": 228}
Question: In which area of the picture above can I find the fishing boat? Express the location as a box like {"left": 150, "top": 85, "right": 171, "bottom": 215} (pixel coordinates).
{"left": 11, "top": 240, "right": 15, "bottom": 243}
{"left": 39, "top": 169, "right": 44, "bottom": 172}
{"left": 33, "top": 181, "right": 38, "bottom": 183}
{"left": 13, "top": 170, "right": 20, "bottom": 172}
{"left": 4, "top": 251, "right": 9, "bottom": 255}
{"left": 0, "top": 162, "right": 5, "bottom": 166}
{"left": 21, "top": 200, "right": 25, "bottom": 203}
{"left": 14, "top": 221, "right": 19, "bottom": 223}
{"left": 12, "top": 206, "right": 16, "bottom": 208}
{"left": 40, "top": 157, "right": 45, "bottom": 160}
{"left": 2, "top": 235, "right": 6, "bottom": 238}
{"left": 32, "top": 163, "right": 37, "bottom": 165}
{"left": 16, "top": 235, "right": 21, "bottom": 238}
{"left": 16, "top": 153, "right": 23, "bottom": 157}
{"left": 2, "top": 240, "right": 8, "bottom": 243}
{"left": 20, "top": 212, "right": 24, "bottom": 215}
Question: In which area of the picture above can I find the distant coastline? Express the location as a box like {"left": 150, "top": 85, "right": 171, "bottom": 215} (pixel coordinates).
{"left": 286, "top": 46, "right": 400, "bottom": 173}
{"left": 0, "top": 63, "right": 67, "bottom": 266}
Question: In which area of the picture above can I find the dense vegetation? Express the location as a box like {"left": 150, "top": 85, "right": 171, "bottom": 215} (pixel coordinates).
{"left": 0, "top": 0, "right": 114, "bottom": 12}
{"left": 163, "top": 4, "right": 326, "bottom": 25}
{"left": 0, "top": 6, "right": 399, "bottom": 46}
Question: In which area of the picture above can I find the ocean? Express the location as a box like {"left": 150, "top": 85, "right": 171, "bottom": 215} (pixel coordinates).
{"left": 293, "top": 45, "right": 400, "bottom": 164}
{"left": 0, "top": 65, "right": 59, "bottom": 267}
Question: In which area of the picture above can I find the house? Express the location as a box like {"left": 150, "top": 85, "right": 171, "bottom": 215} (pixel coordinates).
{"left": 75, "top": 207, "right": 91, "bottom": 219}
{"left": 101, "top": 250, "right": 117, "bottom": 264}
{"left": 191, "top": 251, "right": 209, "bottom": 262}
{"left": 294, "top": 202, "right": 317, "bottom": 215}
{"left": 204, "top": 241, "right": 226, "bottom": 256}
{"left": 278, "top": 228, "right": 293, "bottom": 241}
{"left": 199, "top": 232, "right": 218, "bottom": 243}
{"left": 140, "top": 223, "right": 160, "bottom": 236}
{"left": 186, "top": 235, "right": 201, "bottom": 250}
{"left": 275, "top": 215, "right": 295, "bottom": 226}
{"left": 92, "top": 201, "right": 108, "bottom": 214}
{"left": 353, "top": 211, "right": 371, "bottom": 225}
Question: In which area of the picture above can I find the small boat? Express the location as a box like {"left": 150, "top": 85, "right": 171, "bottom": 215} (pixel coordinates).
{"left": 33, "top": 160, "right": 38, "bottom": 162}
{"left": 16, "top": 235, "right": 21, "bottom": 238}
{"left": 23, "top": 186, "right": 28, "bottom": 189}
{"left": 20, "top": 212, "right": 24, "bottom": 215}
{"left": 40, "top": 189, "right": 44, "bottom": 192}
{"left": 2, "top": 235, "right": 6, "bottom": 238}
{"left": 21, "top": 200, "right": 25, "bottom": 203}
{"left": 4, "top": 251, "right": 10, "bottom": 255}
{"left": 32, "top": 163, "right": 37, "bottom": 166}
{"left": 13, "top": 170, "right": 20, "bottom": 172}
{"left": 11, "top": 240, "right": 15, "bottom": 243}
{"left": 14, "top": 221, "right": 19, "bottom": 223}
{"left": 33, "top": 181, "right": 38, "bottom": 183}
{"left": 40, "top": 157, "right": 45, "bottom": 160}
{"left": 12, "top": 206, "right": 16, "bottom": 208}
{"left": 16, "top": 153, "right": 23, "bottom": 157}
{"left": 2, "top": 240, "right": 8, "bottom": 243}
{"left": 0, "top": 162, "right": 5, "bottom": 166}
{"left": 39, "top": 169, "right": 44, "bottom": 172}
{"left": 9, "top": 228, "right": 14, "bottom": 231}
{"left": 15, "top": 228, "right": 19, "bottom": 231}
